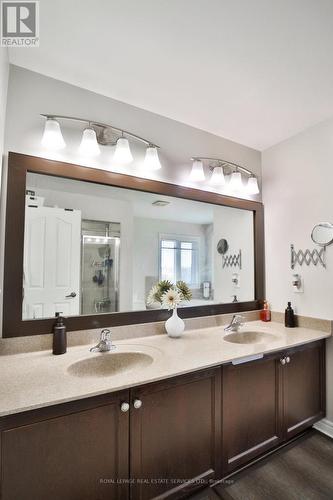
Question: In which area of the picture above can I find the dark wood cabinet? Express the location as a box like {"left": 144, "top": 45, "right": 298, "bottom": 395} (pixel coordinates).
{"left": 0, "top": 391, "right": 130, "bottom": 500}
{"left": 0, "top": 341, "right": 326, "bottom": 500}
{"left": 222, "top": 340, "right": 326, "bottom": 475}
{"left": 0, "top": 369, "right": 221, "bottom": 500}
{"left": 130, "top": 368, "right": 222, "bottom": 500}
{"left": 222, "top": 353, "right": 283, "bottom": 473}
{"left": 283, "top": 341, "right": 325, "bottom": 439}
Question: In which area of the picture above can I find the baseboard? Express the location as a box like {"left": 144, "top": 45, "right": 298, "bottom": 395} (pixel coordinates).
{"left": 313, "top": 418, "right": 333, "bottom": 439}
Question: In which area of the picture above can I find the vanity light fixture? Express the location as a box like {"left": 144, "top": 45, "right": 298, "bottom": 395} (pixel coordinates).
{"left": 190, "top": 156, "right": 260, "bottom": 195}
{"left": 40, "top": 114, "right": 160, "bottom": 169}
{"left": 79, "top": 126, "right": 100, "bottom": 156}
{"left": 113, "top": 136, "right": 133, "bottom": 165}
{"left": 143, "top": 145, "right": 162, "bottom": 171}
{"left": 209, "top": 165, "right": 225, "bottom": 186}
{"left": 229, "top": 170, "right": 243, "bottom": 192}
{"left": 246, "top": 175, "right": 260, "bottom": 195}
{"left": 189, "top": 159, "right": 205, "bottom": 182}
{"left": 41, "top": 117, "right": 66, "bottom": 150}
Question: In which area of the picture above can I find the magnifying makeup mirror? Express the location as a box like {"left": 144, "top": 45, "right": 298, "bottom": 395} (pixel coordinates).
{"left": 217, "top": 238, "right": 229, "bottom": 255}
{"left": 311, "top": 222, "right": 333, "bottom": 247}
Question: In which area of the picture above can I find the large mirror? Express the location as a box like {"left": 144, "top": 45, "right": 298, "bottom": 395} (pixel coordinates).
{"left": 23, "top": 172, "right": 255, "bottom": 320}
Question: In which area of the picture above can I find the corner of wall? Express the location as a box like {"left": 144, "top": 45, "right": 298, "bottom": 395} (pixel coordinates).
{"left": 0, "top": 48, "right": 10, "bottom": 338}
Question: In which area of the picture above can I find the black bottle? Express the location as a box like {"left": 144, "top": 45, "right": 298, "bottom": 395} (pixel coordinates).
{"left": 53, "top": 312, "right": 67, "bottom": 355}
{"left": 285, "top": 302, "right": 295, "bottom": 328}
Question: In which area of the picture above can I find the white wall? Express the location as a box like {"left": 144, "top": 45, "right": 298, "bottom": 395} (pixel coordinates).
{"left": 213, "top": 206, "right": 255, "bottom": 303}
{"left": 0, "top": 48, "right": 9, "bottom": 188}
{"left": 4, "top": 65, "right": 262, "bottom": 193}
{"left": 0, "top": 48, "right": 9, "bottom": 340}
{"left": 0, "top": 64, "right": 261, "bottom": 336}
{"left": 262, "top": 117, "right": 333, "bottom": 423}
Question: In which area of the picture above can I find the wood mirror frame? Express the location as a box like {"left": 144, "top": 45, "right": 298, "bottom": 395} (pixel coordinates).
{"left": 3, "top": 152, "right": 265, "bottom": 337}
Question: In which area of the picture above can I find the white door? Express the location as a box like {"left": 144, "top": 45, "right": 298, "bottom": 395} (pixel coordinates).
{"left": 23, "top": 206, "right": 81, "bottom": 319}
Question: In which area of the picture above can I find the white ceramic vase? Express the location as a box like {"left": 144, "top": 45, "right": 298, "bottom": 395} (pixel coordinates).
{"left": 165, "top": 308, "right": 185, "bottom": 338}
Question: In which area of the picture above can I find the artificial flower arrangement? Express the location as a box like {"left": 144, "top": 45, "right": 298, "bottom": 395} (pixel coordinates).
{"left": 147, "top": 280, "right": 192, "bottom": 310}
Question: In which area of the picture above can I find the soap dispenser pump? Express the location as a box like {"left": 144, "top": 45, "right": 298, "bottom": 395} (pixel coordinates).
{"left": 53, "top": 312, "right": 67, "bottom": 355}
{"left": 260, "top": 300, "right": 271, "bottom": 322}
{"left": 285, "top": 302, "right": 295, "bottom": 328}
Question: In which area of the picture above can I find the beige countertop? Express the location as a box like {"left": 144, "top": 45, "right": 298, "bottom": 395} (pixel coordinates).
{"left": 0, "top": 320, "right": 331, "bottom": 417}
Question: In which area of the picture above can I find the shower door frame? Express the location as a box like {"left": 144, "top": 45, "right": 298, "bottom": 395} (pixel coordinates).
{"left": 81, "top": 219, "right": 120, "bottom": 315}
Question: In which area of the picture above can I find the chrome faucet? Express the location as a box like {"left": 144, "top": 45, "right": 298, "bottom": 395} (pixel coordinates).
{"left": 224, "top": 314, "right": 244, "bottom": 333}
{"left": 90, "top": 329, "right": 116, "bottom": 352}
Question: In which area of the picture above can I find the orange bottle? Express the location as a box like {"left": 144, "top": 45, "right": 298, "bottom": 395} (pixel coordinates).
{"left": 260, "top": 300, "right": 271, "bottom": 322}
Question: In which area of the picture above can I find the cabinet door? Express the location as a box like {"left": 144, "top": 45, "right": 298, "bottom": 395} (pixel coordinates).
{"left": 283, "top": 341, "right": 325, "bottom": 439}
{"left": 222, "top": 355, "right": 283, "bottom": 474}
{"left": 1, "top": 393, "right": 130, "bottom": 500}
{"left": 130, "top": 368, "right": 222, "bottom": 500}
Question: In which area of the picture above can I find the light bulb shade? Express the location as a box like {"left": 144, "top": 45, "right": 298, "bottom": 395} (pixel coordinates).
{"left": 113, "top": 137, "right": 133, "bottom": 164}
{"left": 189, "top": 159, "right": 205, "bottom": 182}
{"left": 41, "top": 118, "right": 66, "bottom": 150}
{"left": 229, "top": 171, "right": 243, "bottom": 191}
{"left": 143, "top": 146, "right": 161, "bottom": 171}
{"left": 210, "top": 166, "right": 225, "bottom": 186}
{"left": 79, "top": 127, "right": 100, "bottom": 156}
{"left": 246, "top": 176, "right": 260, "bottom": 194}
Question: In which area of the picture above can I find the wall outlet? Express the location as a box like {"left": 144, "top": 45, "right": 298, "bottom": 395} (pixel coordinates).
{"left": 292, "top": 273, "right": 304, "bottom": 293}
{"left": 232, "top": 273, "right": 240, "bottom": 288}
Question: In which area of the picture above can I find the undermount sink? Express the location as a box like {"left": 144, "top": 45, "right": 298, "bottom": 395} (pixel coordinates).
{"left": 67, "top": 351, "right": 154, "bottom": 378}
{"left": 223, "top": 331, "right": 277, "bottom": 345}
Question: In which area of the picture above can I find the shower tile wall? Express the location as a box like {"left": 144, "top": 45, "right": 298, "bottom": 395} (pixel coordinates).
{"left": 81, "top": 220, "right": 120, "bottom": 315}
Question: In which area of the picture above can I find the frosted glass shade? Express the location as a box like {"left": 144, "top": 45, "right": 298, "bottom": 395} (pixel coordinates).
{"left": 229, "top": 171, "right": 243, "bottom": 191}
{"left": 79, "top": 127, "right": 100, "bottom": 156}
{"left": 210, "top": 166, "right": 225, "bottom": 186}
{"left": 189, "top": 160, "right": 205, "bottom": 182}
{"left": 113, "top": 137, "right": 133, "bottom": 164}
{"left": 246, "top": 176, "right": 260, "bottom": 194}
{"left": 143, "top": 146, "right": 161, "bottom": 171}
{"left": 41, "top": 118, "right": 66, "bottom": 150}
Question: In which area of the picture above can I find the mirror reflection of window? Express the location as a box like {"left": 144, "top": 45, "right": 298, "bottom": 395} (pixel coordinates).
{"left": 160, "top": 236, "right": 199, "bottom": 288}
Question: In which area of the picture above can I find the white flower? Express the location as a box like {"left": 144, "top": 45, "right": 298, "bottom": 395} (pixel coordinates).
{"left": 161, "top": 288, "right": 182, "bottom": 310}
{"left": 147, "top": 285, "right": 160, "bottom": 306}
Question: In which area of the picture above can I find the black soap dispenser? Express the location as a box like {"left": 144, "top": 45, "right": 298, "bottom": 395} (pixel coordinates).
{"left": 53, "top": 312, "right": 67, "bottom": 355}
{"left": 285, "top": 302, "right": 295, "bottom": 328}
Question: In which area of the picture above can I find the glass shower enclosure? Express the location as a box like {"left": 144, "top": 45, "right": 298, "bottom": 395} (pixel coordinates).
{"left": 81, "top": 220, "right": 120, "bottom": 315}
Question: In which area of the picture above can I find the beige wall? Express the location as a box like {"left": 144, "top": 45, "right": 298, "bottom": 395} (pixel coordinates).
{"left": 262, "top": 117, "right": 333, "bottom": 424}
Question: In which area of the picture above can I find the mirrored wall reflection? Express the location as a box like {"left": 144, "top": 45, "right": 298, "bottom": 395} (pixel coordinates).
{"left": 81, "top": 220, "right": 120, "bottom": 315}
{"left": 23, "top": 173, "right": 255, "bottom": 320}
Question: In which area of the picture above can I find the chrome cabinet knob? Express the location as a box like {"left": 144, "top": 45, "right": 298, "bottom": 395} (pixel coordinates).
{"left": 286, "top": 356, "right": 291, "bottom": 364}
{"left": 280, "top": 357, "right": 286, "bottom": 365}
{"left": 120, "top": 402, "right": 130, "bottom": 413}
{"left": 133, "top": 399, "right": 142, "bottom": 409}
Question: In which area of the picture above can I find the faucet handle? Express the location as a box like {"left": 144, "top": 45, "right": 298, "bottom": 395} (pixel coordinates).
{"left": 90, "top": 329, "right": 115, "bottom": 352}
{"left": 234, "top": 314, "right": 244, "bottom": 325}
{"left": 101, "top": 328, "right": 111, "bottom": 341}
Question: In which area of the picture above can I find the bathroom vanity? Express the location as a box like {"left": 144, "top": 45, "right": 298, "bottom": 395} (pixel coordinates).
{"left": 0, "top": 153, "right": 328, "bottom": 499}
{"left": 0, "top": 323, "right": 327, "bottom": 500}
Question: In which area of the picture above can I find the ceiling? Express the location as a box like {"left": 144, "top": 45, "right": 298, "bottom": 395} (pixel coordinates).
{"left": 27, "top": 173, "right": 216, "bottom": 224}
{"left": 8, "top": 0, "right": 333, "bottom": 150}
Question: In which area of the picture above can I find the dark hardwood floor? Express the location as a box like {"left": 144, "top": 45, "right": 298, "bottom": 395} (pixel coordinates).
{"left": 189, "top": 431, "right": 333, "bottom": 500}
